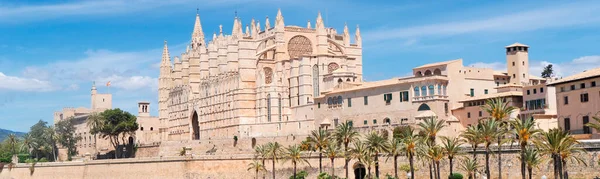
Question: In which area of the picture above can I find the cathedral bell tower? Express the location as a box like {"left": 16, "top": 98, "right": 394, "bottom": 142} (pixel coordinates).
{"left": 506, "top": 43, "right": 529, "bottom": 85}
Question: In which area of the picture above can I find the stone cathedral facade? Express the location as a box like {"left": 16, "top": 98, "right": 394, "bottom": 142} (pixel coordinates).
{"left": 159, "top": 10, "right": 363, "bottom": 141}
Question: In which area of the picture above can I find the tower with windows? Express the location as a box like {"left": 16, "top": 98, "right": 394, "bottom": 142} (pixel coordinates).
{"left": 506, "top": 43, "right": 530, "bottom": 85}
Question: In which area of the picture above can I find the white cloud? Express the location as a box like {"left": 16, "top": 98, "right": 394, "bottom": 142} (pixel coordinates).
{"left": 468, "top": 62, "right": 506, "bottom": 72}
{"left": 364, "top": 2, "right": 600, "bottom": 42}
{"left": 0, "top": 72, "right": 55, "bottom": 92}
{"left": 0, "top": 0, "right": 280, "bottom": 23}
{"left": 66, "top": 84, "right": 80, "bottom": 91}
{"left": 530, "top": 56, "right": 600, "bottom": 78}
{"left": 98, "top": 75, "right": 158, "bottom": 91}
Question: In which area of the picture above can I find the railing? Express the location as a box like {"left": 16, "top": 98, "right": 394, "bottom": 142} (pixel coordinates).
{"left": 413, "top": 95, "right": 448, "bottom": 102}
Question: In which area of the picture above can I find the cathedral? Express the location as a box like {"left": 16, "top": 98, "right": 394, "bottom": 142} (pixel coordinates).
{"left": 159, "top": 9, "right": 363, "bottom": 141}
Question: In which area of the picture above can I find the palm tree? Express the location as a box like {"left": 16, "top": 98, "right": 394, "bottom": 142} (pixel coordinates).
{"left": 350, "top": 141, "right": 369, "bottom": 179}
{"left": 387, "top": 138, "right": 403, "bottom": 179}
{"left": 365, "top": 131, "right": 389, "bottom": 178}
{"left": 442, "top": 136, "right": 463, "bottom": 177}
{"left": 43, "top": 127, "right": 58, "bottom": 162}
{"left": 460, "top": 125, "right": 482, "bottom": 179}
{"left": 558, "top": 138, "right": 586, "bottom": 179}
{"left": 86, "top": 112, "right": 104, "bottom": 154}
{"left": 430, "top": 145, "right": 444, "bottom": 179}
{"left": 21, "top": 133, "right": 38, "bottom": 159}
{"left": 283, "top": 145, "right": 310, "bottom": 179}
{"left": 584, "top": 116, "right": 600, "bottom": 131}
{"left": 307, "top": 128, "right": 330, "bottom": 173}
{"left": 511, "top": 117, "right": 542, "bottom": 179}
{"left": 266, "top": 142, "right": 284, "bottom": 179}
{"left": 398, "top": 126, "right": 419, "bottom": 179}
{"left": 459, "top": 157, "right": 480, "bottom": 179}
{"left": 523, "top": 147, "right": 544, "bottom": 179}
{"left": 7, "top": 134, "right": 19, "bottom": 160}
{"left": 534, "top": 128, "right": 575, "bottom": 179}
{"left": 332, "top": 122, "right": 359, "bottom": 179}
{"left": 247, "top": 160, "right": 267, "bottom": 179}
{"left": 417, "top": 117, "right": 447, "bottom": 144}
{"left": 418, "top": 117, "right": 446, "bottom": 179}
{"left": 361, "top": 151, "right": 375, "bottom": 179}
{"left": 477, "top": 119, "right": 500, "bottom": 179}
{"left": 254, "top": 144, "right": 269, "bottom": 179}
{"left": 324, "top": 143, "right": 341, "bottom": 177}
{"left": 481, "top": 97, "right": 516, "bottom": 179}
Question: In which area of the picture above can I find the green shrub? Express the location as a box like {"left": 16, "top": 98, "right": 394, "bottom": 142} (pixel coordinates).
{"left": 448, "top": 173, "right": 463, "bottom": 179}
{"left": 317, "top": 172, "right": 332, "bottom": 179}
{"left": 289, "top": 170, "right": 309, "bottom": 179}
{"left": 385, "top": 174, "right": 398, "bottom": 179}
{"left": 38, "top": 158, "right": 48, "bottom": 162}
{"left": 17, "top": 154, "right": 30, "bottom": 163}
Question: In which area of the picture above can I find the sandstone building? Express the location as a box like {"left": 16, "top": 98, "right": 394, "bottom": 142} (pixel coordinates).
{"left": 159, "top": 10, "right": 362, "bottom": 141}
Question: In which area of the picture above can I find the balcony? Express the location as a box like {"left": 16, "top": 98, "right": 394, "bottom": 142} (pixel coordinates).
{"left": 413, "top": 95, "right": 449, "bottom": 102}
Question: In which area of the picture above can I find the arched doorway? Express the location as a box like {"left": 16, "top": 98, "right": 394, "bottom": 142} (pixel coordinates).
{"left": 353, "top": 162, "right": 366, "bottom": 179}
{"left": 191, "top": 111, "right": 200, "bottom": 140}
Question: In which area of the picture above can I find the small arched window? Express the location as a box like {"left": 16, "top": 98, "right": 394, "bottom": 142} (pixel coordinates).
{"left": 337, "top": 96, "right": 343, "bottom": 104}
{"left": 421, "top": 86, "right": 427, "bottom": 96}
{"left": 384, "top": 118, "right": 391, "bottom": 124}
{"left": 428, "top": 85, "right": 434, "bottom": 96}
{"left": 414, "top": 87, "right": 420, "bottom": 97}
{"left": 424, "top": 70, "right": 432, "bottom": 76}
{"left": 150, "top": 127, "right": 153, "bottom": 131}
{"left": 418, "top": 103, "right": 431, "bottom": 111}
{"left": 327, "top": 97, "right": 333, "bottom": 105}
{"left": 140, "top": 127, "right": 144, "bottom": 131}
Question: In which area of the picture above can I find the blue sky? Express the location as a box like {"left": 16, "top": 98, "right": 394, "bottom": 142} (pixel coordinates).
{"left": 1, "top": 0, "right": 600, "bottom": 132}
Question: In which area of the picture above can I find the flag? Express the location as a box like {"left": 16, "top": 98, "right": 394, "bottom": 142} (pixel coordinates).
{"left": 106, "top": 81, "right": 111, "bottom": 87}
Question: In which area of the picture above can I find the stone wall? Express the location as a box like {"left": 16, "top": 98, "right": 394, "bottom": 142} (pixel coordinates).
{"left": 2, "top": 150, "right": 600, "bottom": 179}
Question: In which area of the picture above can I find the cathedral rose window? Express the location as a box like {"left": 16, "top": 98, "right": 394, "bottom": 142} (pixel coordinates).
{"left": 328, "top": 63, "right": 339, "bottom": 73}
{"left": 287, "top": 35, "right": 313, "bottom": 59}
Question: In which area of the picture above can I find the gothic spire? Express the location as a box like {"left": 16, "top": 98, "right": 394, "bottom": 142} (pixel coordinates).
{"left": 219, "top": 24, "right": 223, "bottom": 36}
{"left": 245, "top": 25, "right": 250, "bottom": 37}
{"left": 161, "top": 40, "right": 171, "bottom": 65}
{"left": 315, "top": 11, "right": 324, "bottom": 30}
{"left": 343, "top": 22, "right": 350, "bottom": 45}
{"left": 251, "top": 18, "right": 257, "bottom": 37}
{"left": 355, "top": 24, "right": 362, "bottom": 46}
{"left": 232, "top": 17, "right": 239, "bottom": 36}
{"left": 191, "top": 12, "right": 205, "bottom": 47}
{"left": 275, "top": 8, "right": 284, "bottom": 29}
{"left": 265, "top": 16, "right": 270, "bottom": 30}
{"left": 256, "top": 20, "right": 261, "bottom": 33}
{"left": 237, "top": 18, "right": 243, "bottom": 36}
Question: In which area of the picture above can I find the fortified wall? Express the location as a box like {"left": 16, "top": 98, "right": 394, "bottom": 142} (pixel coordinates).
{"left": 2, "top": 145, "right": 600, "bottom": 179}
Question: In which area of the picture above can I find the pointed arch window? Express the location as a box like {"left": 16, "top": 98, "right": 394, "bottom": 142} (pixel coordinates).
{"left": 267, "top": 94, "right": 271, "bottom": 122}
{"left": 313, "top": 65, "right": 320, "bottom": 97}
{"left": 421, "top": 86, "right": 427, "bottom": 96}
{"left": 278, "top": 95, "right": 282, "bottom": 121}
